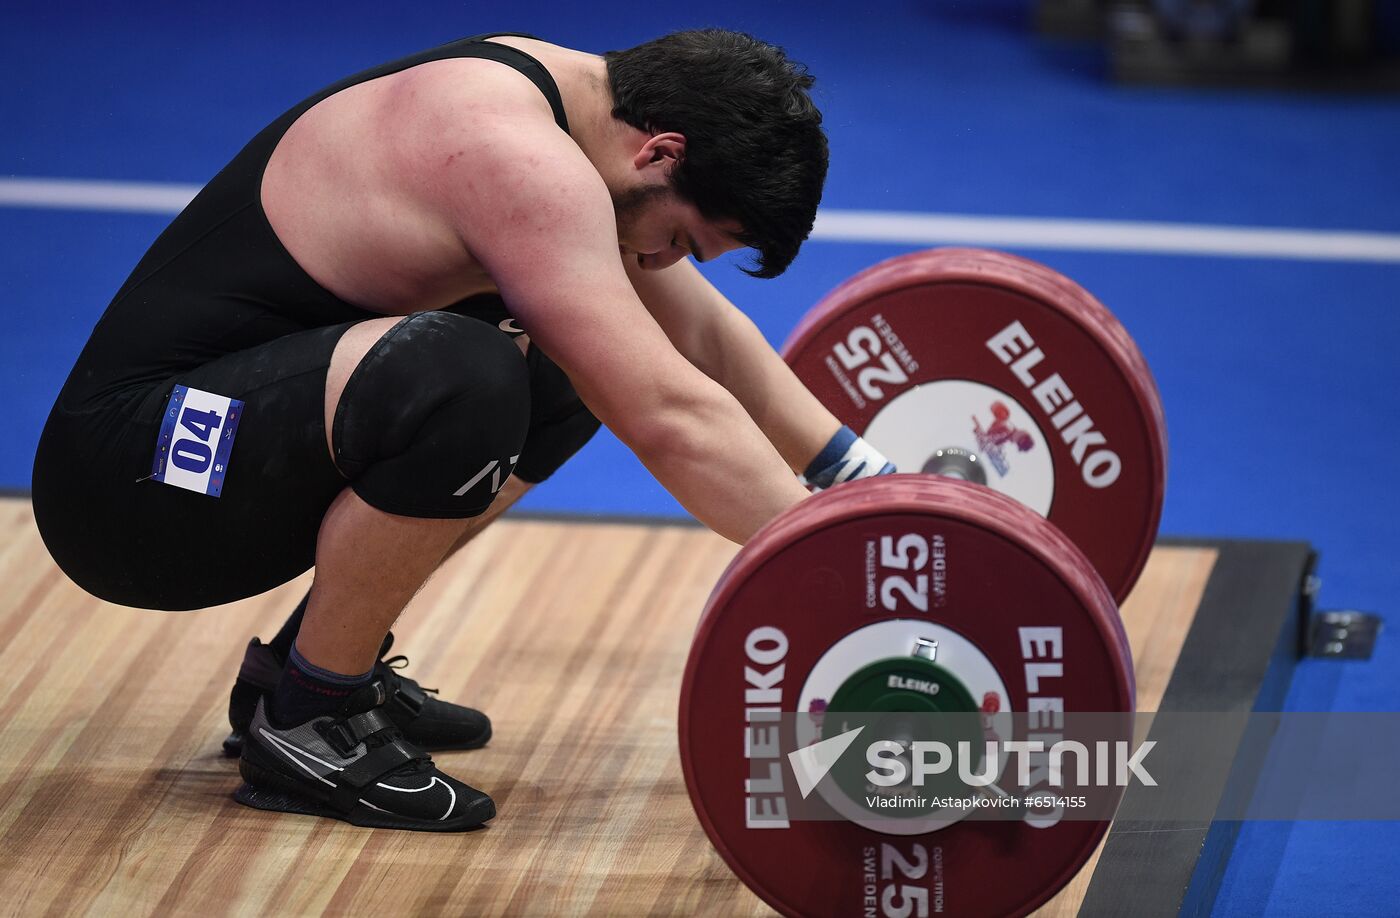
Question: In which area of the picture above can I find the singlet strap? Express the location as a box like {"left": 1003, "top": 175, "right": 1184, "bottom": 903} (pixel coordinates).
{"left": 462, "top": 32, "right": 571, "bottom": 134}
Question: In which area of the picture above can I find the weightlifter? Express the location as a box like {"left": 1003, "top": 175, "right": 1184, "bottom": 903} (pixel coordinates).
{"left": 32, "top": 31, "right": 897, "bottom": 830}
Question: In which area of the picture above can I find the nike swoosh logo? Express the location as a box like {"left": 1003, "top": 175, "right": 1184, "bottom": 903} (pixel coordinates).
{"left": 259, "top": 729, "right": 339, "bottom": 787}
{"left": 372, "top": 776, "right": 458, "bottom": 820}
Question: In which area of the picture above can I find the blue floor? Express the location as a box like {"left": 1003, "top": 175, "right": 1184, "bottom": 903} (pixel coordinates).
{"left": 4, "top": 2, "right": 1398, "bottom": 913}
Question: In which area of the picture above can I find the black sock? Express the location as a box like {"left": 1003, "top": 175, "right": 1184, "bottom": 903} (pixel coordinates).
{"left": 270, "top": 643, "right": 373, "bottom": 726}
{"left": 267, "top": 591, "right": 310, "bottom": 661}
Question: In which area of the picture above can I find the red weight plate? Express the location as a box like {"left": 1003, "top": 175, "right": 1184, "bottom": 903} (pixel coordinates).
{"left": 680, "top": 475, "right": 1134, "bottom": 918}
{"left": 782, "top": 248, "right": 1167, "bottom": 603}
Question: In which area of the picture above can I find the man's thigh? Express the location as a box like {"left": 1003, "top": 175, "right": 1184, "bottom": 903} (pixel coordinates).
{"left": 35, "top": 322, "right": 353, "bottom": 611}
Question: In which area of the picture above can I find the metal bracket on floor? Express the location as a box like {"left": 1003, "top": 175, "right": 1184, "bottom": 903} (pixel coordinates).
{"left": 1307, "top": 609, "right": 1382, "bottom": 660}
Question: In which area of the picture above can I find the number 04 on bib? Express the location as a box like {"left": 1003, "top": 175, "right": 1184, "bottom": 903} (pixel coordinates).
{"left": 150, "top": 384, "right": 245, "bottom": 497}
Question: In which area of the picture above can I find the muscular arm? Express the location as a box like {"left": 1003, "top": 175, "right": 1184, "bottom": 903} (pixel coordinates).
{"left": 626, "top": 257, "right": 841, "bottom": 474}
{"left": 436, "top": 116, "right": 807, "bottom": 542}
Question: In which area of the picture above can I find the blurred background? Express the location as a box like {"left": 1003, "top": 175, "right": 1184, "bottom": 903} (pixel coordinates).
{"left": 3, "top": 1, "right": 1397, "bottom": 913}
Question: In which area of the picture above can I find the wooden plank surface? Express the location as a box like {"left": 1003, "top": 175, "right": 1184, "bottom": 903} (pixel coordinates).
{"left": 0, "top": 498, "right": 1214, "bottom": 917}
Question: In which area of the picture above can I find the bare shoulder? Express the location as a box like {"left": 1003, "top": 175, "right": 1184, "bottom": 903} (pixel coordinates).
{"left": 398, "top": 55, "right": 557, "bottom": 126}
{"left": 390, "top": 60, "right": 610, "bottom": 255}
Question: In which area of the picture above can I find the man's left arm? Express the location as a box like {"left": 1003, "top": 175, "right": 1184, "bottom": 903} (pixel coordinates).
{"left": 625, "top": 257, "right": 841, "bottom": 474}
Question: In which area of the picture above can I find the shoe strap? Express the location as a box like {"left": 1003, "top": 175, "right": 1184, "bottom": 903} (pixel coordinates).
{"left": 341, "top": 707, "right": 397, "bottom": 745}
{"left": 390, "top": 676, "right": 428, "bottom": 715}
{"left": 376, "top": 657, "right": 440, "bottom": 713}
{"left": 330, "top": 735, "right": 433, "bottom": 812}
{"left": 320, "top": 707, "right": 394, "bottom": 755}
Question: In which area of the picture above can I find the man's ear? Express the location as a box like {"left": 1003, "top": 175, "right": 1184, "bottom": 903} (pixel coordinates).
{"left": 631, "top": 132, "right": 687, "bottom": 173}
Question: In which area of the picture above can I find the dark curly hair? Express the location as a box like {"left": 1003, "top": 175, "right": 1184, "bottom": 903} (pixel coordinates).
{"left": 604, "top": 29, "right": 828, "bottom": 278}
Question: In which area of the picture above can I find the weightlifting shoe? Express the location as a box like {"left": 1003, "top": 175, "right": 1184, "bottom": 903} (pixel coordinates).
{"left": 234, "top": 679, "right": 495, "bottom": 831}
{"left": 223, "top": 632, "right": 491, "bottom": 756}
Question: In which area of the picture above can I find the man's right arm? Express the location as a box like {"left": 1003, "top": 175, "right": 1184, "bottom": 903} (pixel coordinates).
{"left": 444, "top": 124, "right": 808, "bottom": 542}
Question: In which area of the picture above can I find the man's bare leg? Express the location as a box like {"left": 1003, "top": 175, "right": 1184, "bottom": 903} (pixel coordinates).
{"left": 294, "top": 490, "right": 474, "bottom": 674}
{"left": 441, "top": 474, "right": 532, "bottom": 562}
{"left": 297, "top": 474, "right": 531, "bottom": 672}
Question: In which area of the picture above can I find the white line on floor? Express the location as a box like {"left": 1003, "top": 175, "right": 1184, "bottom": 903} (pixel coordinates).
{"left": 0, "top": 177, "right": 201, "bottom": 214}
{"left": 4, "top": 176, "right": 1400, "bottom": 263}
{"left": 812, "top": 210, "right": 1400, "bottom": 263}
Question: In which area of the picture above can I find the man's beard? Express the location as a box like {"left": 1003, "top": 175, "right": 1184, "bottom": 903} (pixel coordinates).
{"left": 611, "top": 184, "right": 673, "bottom": 248}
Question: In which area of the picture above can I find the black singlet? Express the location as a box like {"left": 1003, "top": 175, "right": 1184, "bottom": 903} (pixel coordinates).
{"left": 59, "top": 32, "right": 569, "bottom": 415}
{"left": 32, "top": 34, "right": 592, "bottom": 610}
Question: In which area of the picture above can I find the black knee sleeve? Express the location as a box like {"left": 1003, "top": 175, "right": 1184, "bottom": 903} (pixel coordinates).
{"left": 514, "top": 343, "right": 601, "bottom": 483}
{"left": 333, "top": 312, "right": 530, "bottom": 518}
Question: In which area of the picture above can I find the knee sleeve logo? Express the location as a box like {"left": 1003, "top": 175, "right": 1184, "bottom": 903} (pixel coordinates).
{"left": 454, "top": 455, "right": 520, "bottom": 497}
{"left": 150, "top": 384, "right": 244, "bottom": 497}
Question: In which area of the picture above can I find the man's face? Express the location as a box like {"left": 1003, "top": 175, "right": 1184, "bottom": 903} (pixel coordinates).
{"left": 612, "top": 184, "right": 746, "bottom": 271}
